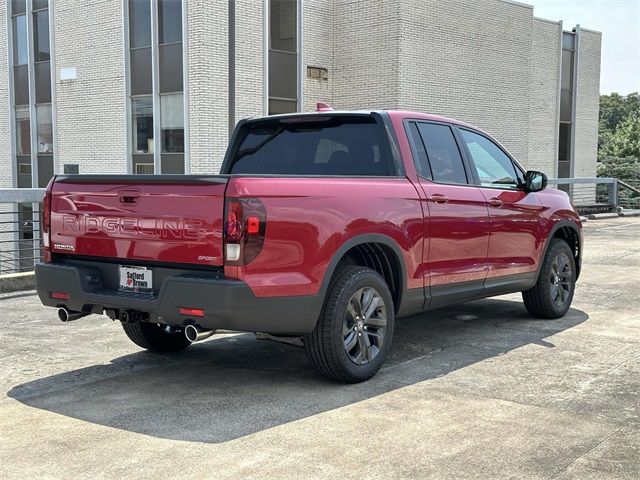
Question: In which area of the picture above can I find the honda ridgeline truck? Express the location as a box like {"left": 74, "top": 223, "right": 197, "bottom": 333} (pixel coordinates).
{"left": 36, "top": 107, "right": 582, "bottom": 383}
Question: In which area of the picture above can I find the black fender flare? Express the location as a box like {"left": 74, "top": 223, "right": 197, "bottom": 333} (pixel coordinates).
{"left": 318, "top": 233, "right": 409, "bottom": 310}
{"left": 535, "top": 219, "right": 583, "bottom": 283}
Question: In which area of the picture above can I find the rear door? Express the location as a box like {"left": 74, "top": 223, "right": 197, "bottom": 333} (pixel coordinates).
{"left": 457, "top": 128, "right": 545, "bottom": 285}
{"left": 407, "top": 121, "right": 490, "bottom": 307}
{"left": 50, "top": 175, "right": 227, "bottom": 267}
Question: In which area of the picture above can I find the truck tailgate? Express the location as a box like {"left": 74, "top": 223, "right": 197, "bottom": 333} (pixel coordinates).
{"left": 49, "top": 175, "right": 227, "bottom": 267}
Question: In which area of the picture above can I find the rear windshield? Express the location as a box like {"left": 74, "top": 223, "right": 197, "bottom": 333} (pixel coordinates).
{"left": 228, "top": 116, "right": 395, "bottom": 176}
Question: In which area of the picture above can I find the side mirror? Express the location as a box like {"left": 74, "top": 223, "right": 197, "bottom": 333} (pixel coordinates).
{"left": 525, "top": 170, "right": 547, "bottom": 193}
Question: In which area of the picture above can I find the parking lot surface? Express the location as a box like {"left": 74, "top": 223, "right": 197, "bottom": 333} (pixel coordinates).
{"left": 1, "top": 217, "right": 639, "bottom": 479}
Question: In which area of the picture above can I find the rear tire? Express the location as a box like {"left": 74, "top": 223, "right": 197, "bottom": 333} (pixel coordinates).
{"left": 305, "top": 266, "right": 394, "bottom": 383}
{"left": 522, "top": 238, "right": 576, "bottom": 319}
{"left": 121, "top": 322, "right": 191, "bottom": 352}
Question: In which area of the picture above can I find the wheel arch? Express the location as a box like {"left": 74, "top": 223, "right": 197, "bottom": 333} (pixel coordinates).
{"left": 539, "top": 220, "right": 582, "bottom": 281}
{"left": 319, "top": 234, "right": 408, "bottom": 314}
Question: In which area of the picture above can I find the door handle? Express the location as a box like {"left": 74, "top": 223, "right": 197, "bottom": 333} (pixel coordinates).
{"left": 428, "top": 194, "right": 449, "bottom": 204}
{"left": 488, "top": 198, "right": 504, "bottom": 208}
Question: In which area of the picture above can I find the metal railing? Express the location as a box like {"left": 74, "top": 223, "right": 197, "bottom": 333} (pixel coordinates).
{"left": 546, "top": 177, "right": 610, "bottom": 213}
{"left": 0, "top": 189, "right": 45, "bottom": 275}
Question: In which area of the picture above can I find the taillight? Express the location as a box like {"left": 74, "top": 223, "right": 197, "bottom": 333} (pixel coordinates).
{"left": 41, "top": 183, "right": 53, "bottom": 263}
{"left": 223, "top": 197, "right": 266, "bottom": 265}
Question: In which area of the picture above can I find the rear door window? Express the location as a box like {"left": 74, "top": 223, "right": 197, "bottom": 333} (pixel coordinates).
{"left": 229, "top": 116, "right": 394, "bottom": 176}
{"left": 414, "top": 123, "right": 468, "bottom": 184}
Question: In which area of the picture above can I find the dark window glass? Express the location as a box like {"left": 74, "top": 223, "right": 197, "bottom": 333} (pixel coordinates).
{"left": 558, "top": 160, "right": 571, "bottom": 178}
{"left": 160, "top": 93, "right": 184, "bottom": 153}
{"left": 130, "top": 47, "right": 152, "bottom": 95}
{"left": 129, "top": 0, "right": 151, "bottom": 48}
{"left": 562, "top": 32, "right": 575, "bottom": 51}
{"left": 133, "top": 154, "right": 154, "bottom": 174}
{"left": 36, "top": 104, "right": 53, "bottom": 154}
{"left": 33, "top": 10, "right": 50, "bottom": 62}
{"left": 17, "top": 157, "right": 32, "bottom": 188}
{"left": 132, "top": 96, "right": 153, "bottom": 153}
{"left": 230, "top": 117, "right": 392, "bottom": 176}
{"left": 18, "top": 204, "right": 34, "bottom": 245}
{"left": 37, "top": 155, "right": 54, "bottom": 188}
{"left": 161, "top": 153, "right": 184, "bottom": 174}
{"left": 32, "top": 0, "right": 48, "bottom": 10}
{"left": 12, "top": 0, "right": 26, "bottom": 15}
{"left": 16, "top": 106, "right": 31, "bottom": 155}
{"left": 416, "top": 123, "right": 468, "bottom": 185}
{"left": 558, "top": 123, "right": 571, "bottom": 162}
{"left": 14, "top": 65, "right": 29, "bottom": 105}
{"left": 561, "top": 50, "right": 574, "bottom": 90}
{"left": 560, "top": 89, "right": 573, "bottom": 122}
{"left": 270, "top": 0, "right": 296, "bottom": 52}
{"left": 461, "top": 129, "right": 520, "bottom": 189}
{"left": 268, "top": 98, "right": 297, "bottom": 115}
{"left": 407, "top": 122, "right": 431, "bottom": 179}
{"left": 35, "top": 61, "right": 51, "bottom": 103}
{"left": 269, "top": 50, "right": 297, "bottom": 100}
{"left": 158, "top": 0, "right": 182, "bottom": 44}
{"left": 13, "top": 15, "right": 28, "bottom": 65}
{"left": 159, "top": 43, "right": 183, "bottom": 93}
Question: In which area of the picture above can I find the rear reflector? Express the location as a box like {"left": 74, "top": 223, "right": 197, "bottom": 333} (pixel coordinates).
{"left": 51, "top": 292, "right": 69, "bottom": 300}
{"left": 179, "top": 307, "right": 205, "bottom": 317}
{"left": 247, "top": 216, "right": 260, "bottom": 234}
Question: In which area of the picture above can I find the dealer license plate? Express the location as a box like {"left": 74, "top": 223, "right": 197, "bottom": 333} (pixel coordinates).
{"left": 119, "top": 265, "right": 153, "bottom": 294}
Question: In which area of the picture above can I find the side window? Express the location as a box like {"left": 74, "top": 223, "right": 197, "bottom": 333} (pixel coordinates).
{"left": 460, "top": 129, "right": 521, "bottom": 189}
{"left": 416, "top": 123, "right": 468, "bottom": 185}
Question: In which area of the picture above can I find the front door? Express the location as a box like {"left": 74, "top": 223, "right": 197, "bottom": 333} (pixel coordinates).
{"left": 457, "top": 128, "right": 545, "bottom": 291}
{"left": 407, "top": 121, "right": 491, "bottom": 308}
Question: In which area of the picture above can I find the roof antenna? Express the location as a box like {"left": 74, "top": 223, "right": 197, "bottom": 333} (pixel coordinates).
{"left": 316, "top": 102, "right": 334, "bottom": 112}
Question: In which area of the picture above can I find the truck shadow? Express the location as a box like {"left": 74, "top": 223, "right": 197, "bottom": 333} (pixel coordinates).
{"left": 8, "top": 298, "right": 588, "bottom": 444}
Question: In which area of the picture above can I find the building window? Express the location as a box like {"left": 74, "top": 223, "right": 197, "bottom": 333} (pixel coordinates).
{"left": 9, "top": 0, "right": 55, "bottom": 189}
{"left": 127, "top": 0, "right": 185, "bottom": 174}
{"left": 268, "top": 0, "right": 299, "bottom": 115}
{"left": 558, "top": 31, "right": 576, "bottom": 183}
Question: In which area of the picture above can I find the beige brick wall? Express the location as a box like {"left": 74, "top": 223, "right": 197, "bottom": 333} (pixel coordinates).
{"left": 52, "top": 0, "right": 127, "bottom": 174}
{"left": 234, "top": 0, "right": 265, "bottom": 122}
{"left": 331, "top": 0, "right": 401, "bottom": 110}
{"left": 302, "top": 0, "right": 333, "bottom": 111}
{"left": 528, "top": 18, "right": 562, "bottom": 175}
{"left": 187, "top": 0, "right": 229, "bottom": 174}
{"left": 397, "top": 0, "right": 533, "bottom": 165}
{"left": 573, "top": 28, "right": 601, "bottom": 179}
{"left": 0, "top": 0, "right": 12, "bottom": 188}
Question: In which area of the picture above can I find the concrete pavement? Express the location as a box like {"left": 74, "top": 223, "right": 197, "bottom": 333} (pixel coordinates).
{"left": 1, "top": 217, "right": 639, "bottom": 479}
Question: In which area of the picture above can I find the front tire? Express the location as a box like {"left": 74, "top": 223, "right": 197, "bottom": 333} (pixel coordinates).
{"left": 121, "top": 322, "right": 191, "bottom": 352}
{"left": 522, "top": 238, "right": 576, "bottom": 319}
{"left": 305, "top": 266, "right": 395, "bottom": 383}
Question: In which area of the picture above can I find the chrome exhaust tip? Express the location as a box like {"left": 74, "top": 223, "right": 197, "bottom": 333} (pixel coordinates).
{"left": 58, "top": 307, "right": 89, "bottom": 322}
{"left": 184, "top": 324, "right": 215, "bottom": 343}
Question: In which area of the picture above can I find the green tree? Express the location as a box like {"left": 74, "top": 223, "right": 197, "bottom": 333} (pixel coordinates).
{"left": 598, "top": 92, "right": 640, "bottom": 159}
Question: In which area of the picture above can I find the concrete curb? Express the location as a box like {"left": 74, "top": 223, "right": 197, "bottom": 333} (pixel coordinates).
{"left": 586, "top": 212, "right": 620, "bottom": 220}
{"left": 619, "top": 210, "right": 640, "bottom": 217}
{"left": 0, "top": 272, "right": 36, "bottom": 294}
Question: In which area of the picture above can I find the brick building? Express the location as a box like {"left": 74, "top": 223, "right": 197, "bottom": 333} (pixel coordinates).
{"left": 1, "top": 0, "right": 601, "bottom": 185}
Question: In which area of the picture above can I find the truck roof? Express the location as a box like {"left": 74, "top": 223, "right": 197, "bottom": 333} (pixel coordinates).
{"left": 253, "top": 108, "right": 485, "bottom": 135}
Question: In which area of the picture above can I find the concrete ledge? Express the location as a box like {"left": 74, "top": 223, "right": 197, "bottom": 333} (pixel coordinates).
{"left": 0, "top": 272, "right": 36, "bottom": 294}
{"left": 619, "top": 210, "right": 640, "bottom": 217}
{"left": 586, "top": 212, "right": 620, "bottom": 220}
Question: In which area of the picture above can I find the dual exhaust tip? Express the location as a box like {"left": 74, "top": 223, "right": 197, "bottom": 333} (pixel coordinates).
{"left": 58, "top": 307, "right": 214, "bottom": 343}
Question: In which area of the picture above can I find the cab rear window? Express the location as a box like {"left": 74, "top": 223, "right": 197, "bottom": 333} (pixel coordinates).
{"left": 229, "top": 116, "right": 395, "bottom": 176}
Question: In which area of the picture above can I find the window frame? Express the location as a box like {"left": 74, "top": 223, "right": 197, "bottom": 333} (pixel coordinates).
{"left": 455, "top": 126, "right": 526, "bottom": 190}
{"left": 403, "top": 119, "right": 474, "bottom": 187}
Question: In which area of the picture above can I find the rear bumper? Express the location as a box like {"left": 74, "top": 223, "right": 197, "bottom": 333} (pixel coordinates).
{"left": 35, "top": 263, "right": 322, "bottom": 334}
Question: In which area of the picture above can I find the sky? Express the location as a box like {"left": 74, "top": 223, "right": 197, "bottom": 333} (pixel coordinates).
{"left": 526, "top": 0, "right": 640, "bottom": 94}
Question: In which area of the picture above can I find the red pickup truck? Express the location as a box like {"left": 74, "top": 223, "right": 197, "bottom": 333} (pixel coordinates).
{"left": 36, "top": 109, "right": 582, "bottom": 382}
